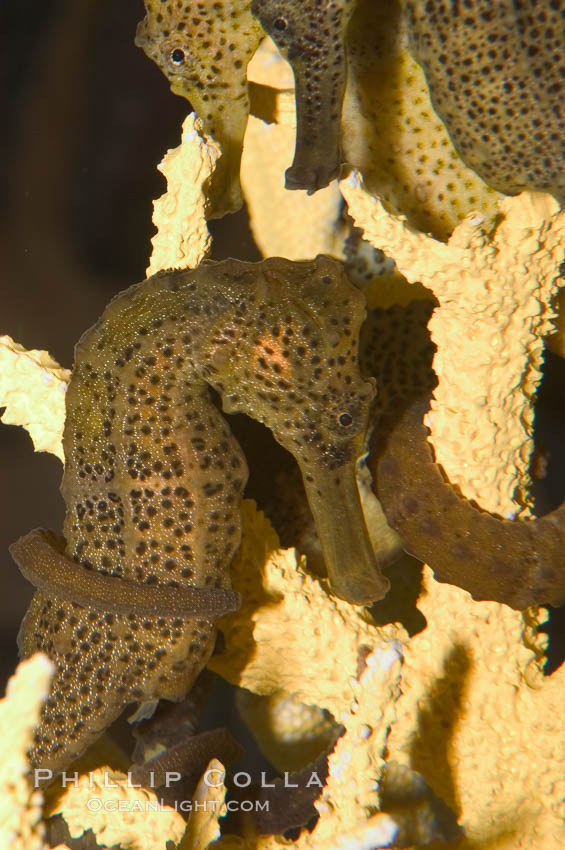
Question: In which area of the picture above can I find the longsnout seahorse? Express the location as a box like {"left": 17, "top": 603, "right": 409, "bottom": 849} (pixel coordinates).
{"left": 10, "top": 256, "right": 383, "bottom": 773}
{"left": 251, "top": 0, "right": 356, "bottom": 192}
{"left": 135, "top": 0, "right": 264, "bottom": 217}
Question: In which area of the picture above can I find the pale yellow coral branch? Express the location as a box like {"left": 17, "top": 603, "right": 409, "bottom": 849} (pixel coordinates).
{"left": 387, "top": 568, "right": 565, "bottom": 849}
{"left": 179, "top": 758, "right": 227, "bottom": 850}
{"left": 0, "top": 336, "right": 70, "bottom": 463}
{"left": 48, "top": 767, "right": 186, "bottom": 850}
{"left": 209, "top": 503, "right": 404, "bottom": 717}
{"left": 146, "top": 112, "right": 220, "bottom": 276}
{"left": 341, "top": 173, "right": 563, "bottom": 516}
{"left": 210, "top": 502, "right": 406, "bottom": 847}
{"left": 0, "top": 653, "right": 54, "bottom": 850}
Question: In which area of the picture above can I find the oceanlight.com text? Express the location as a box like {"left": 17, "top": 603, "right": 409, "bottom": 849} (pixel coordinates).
{"left": 86, "top": 798, "right": 269, "bottom": 814}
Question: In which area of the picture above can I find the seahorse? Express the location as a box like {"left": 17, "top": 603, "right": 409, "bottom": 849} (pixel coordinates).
{"left": 404, "top": 0, "right": 565, "bottom": 202}
{"left": 250, "top": 0, "right": 356, "bottom": 192}
{"left": 373, "top": 394, "right": 565, "bottom": 611}
{"left": 10, "top": 256, "right": 384, "bottom": 773}
{"left": 135, "top": 1, "right": 264, "bottom": 217}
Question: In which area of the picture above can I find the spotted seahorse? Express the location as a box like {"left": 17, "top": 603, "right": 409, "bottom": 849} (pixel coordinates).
{"left": 373, "top": 394, "right": 565, "bottom": 611}
{"left": 404, "top": 0, "right": 565, "bottom": 202}
{"left": 251, "top": 0, "right": 356, "bottom": 192}
{"left": 135, "top": 1, "right": 264, "bottom": 217}
{"left": 10, "top": 256, "right": 383, "bottom": 772}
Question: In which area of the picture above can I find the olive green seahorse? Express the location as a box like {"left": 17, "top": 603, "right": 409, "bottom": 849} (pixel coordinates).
{"left": 251, "top": 0, "right": 356, "bottom": 192}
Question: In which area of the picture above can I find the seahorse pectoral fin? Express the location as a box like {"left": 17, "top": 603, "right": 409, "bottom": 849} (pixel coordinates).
{"left": 373, "top": 395, "right": 565, "bottom": 611}
{"left": 10, "top": 528, "right": 240, "bottom": 619}
{"left": 302, "top": 464, "right": 390, "bottom": 606}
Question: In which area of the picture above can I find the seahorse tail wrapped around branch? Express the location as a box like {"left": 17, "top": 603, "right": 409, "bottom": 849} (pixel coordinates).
{"left": 373, "top": 394, "right": 565, "bottom": 611}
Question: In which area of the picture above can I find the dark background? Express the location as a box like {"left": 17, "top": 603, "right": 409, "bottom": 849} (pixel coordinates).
{"left": 0, "top": 0, "right": 563, "bottom": 700}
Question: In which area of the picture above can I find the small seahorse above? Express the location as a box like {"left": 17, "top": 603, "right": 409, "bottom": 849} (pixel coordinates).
{"left": 251, "top": 0, "right": 356, "bottom": 192}
{"left": 11, "top": 256, "right": 383, "bottom": 774}
{"left": 404, "top": 0, "right": 565, "bottom": 201}
{"left": 135, "top": 0, "right": 264, "bottom": 217}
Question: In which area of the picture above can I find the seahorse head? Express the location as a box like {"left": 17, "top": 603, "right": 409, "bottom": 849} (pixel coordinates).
{"left": 135, "top": 1, "right": 264, "bottom": 215}
{"left": 250, "top": 1, "right": 304, "bottom": 55}
{"left": 196, "top": 256, "right": 375, "bottom": 469}
{"left": 196, "top": 255, "right": 387, "bottom": 604}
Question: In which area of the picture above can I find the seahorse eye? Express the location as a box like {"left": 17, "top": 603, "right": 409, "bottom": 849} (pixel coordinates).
{"left": 170, "top": 47, "right": 186, "bottom": 65}
{"left": 338, "top": 412, "right": 353, "bottom": 428}
{"left": 273, "top": 17, "right": 288, "bottom": 31}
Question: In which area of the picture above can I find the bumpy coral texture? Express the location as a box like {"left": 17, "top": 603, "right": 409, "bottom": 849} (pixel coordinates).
{"left": 136, "top": 0, "right": 263, "bottom": 217}
{"left": 405, "top": 0, "right": 565, "bottom": 202}
{"left": 343, "top": 178, "right": 564, "bottom": 518}
{"left": 209, "top": 502, "right": 405, "bottom": 709}
{"left": 210, "top": 503, "right": 407, "bottom": 848}
{"left": 336, "top": 178, "right": 565, "bottom": 844}
{"left": 48, "top": 766, "right": 187, "bottom": 850}
{"left": 236, "top": 689, "right": 337, "bottom": 772}
{"left": 147, "top": 113, "right": 219, "bottom": 276}
{"left": 0, "top": 654, "right": 53, "bottom": 850}
{"left": 0, "top": 336, "right": 70, "bottom": 463}
{"left": 387, "top": 568, "right": 565, "bottom": 850}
